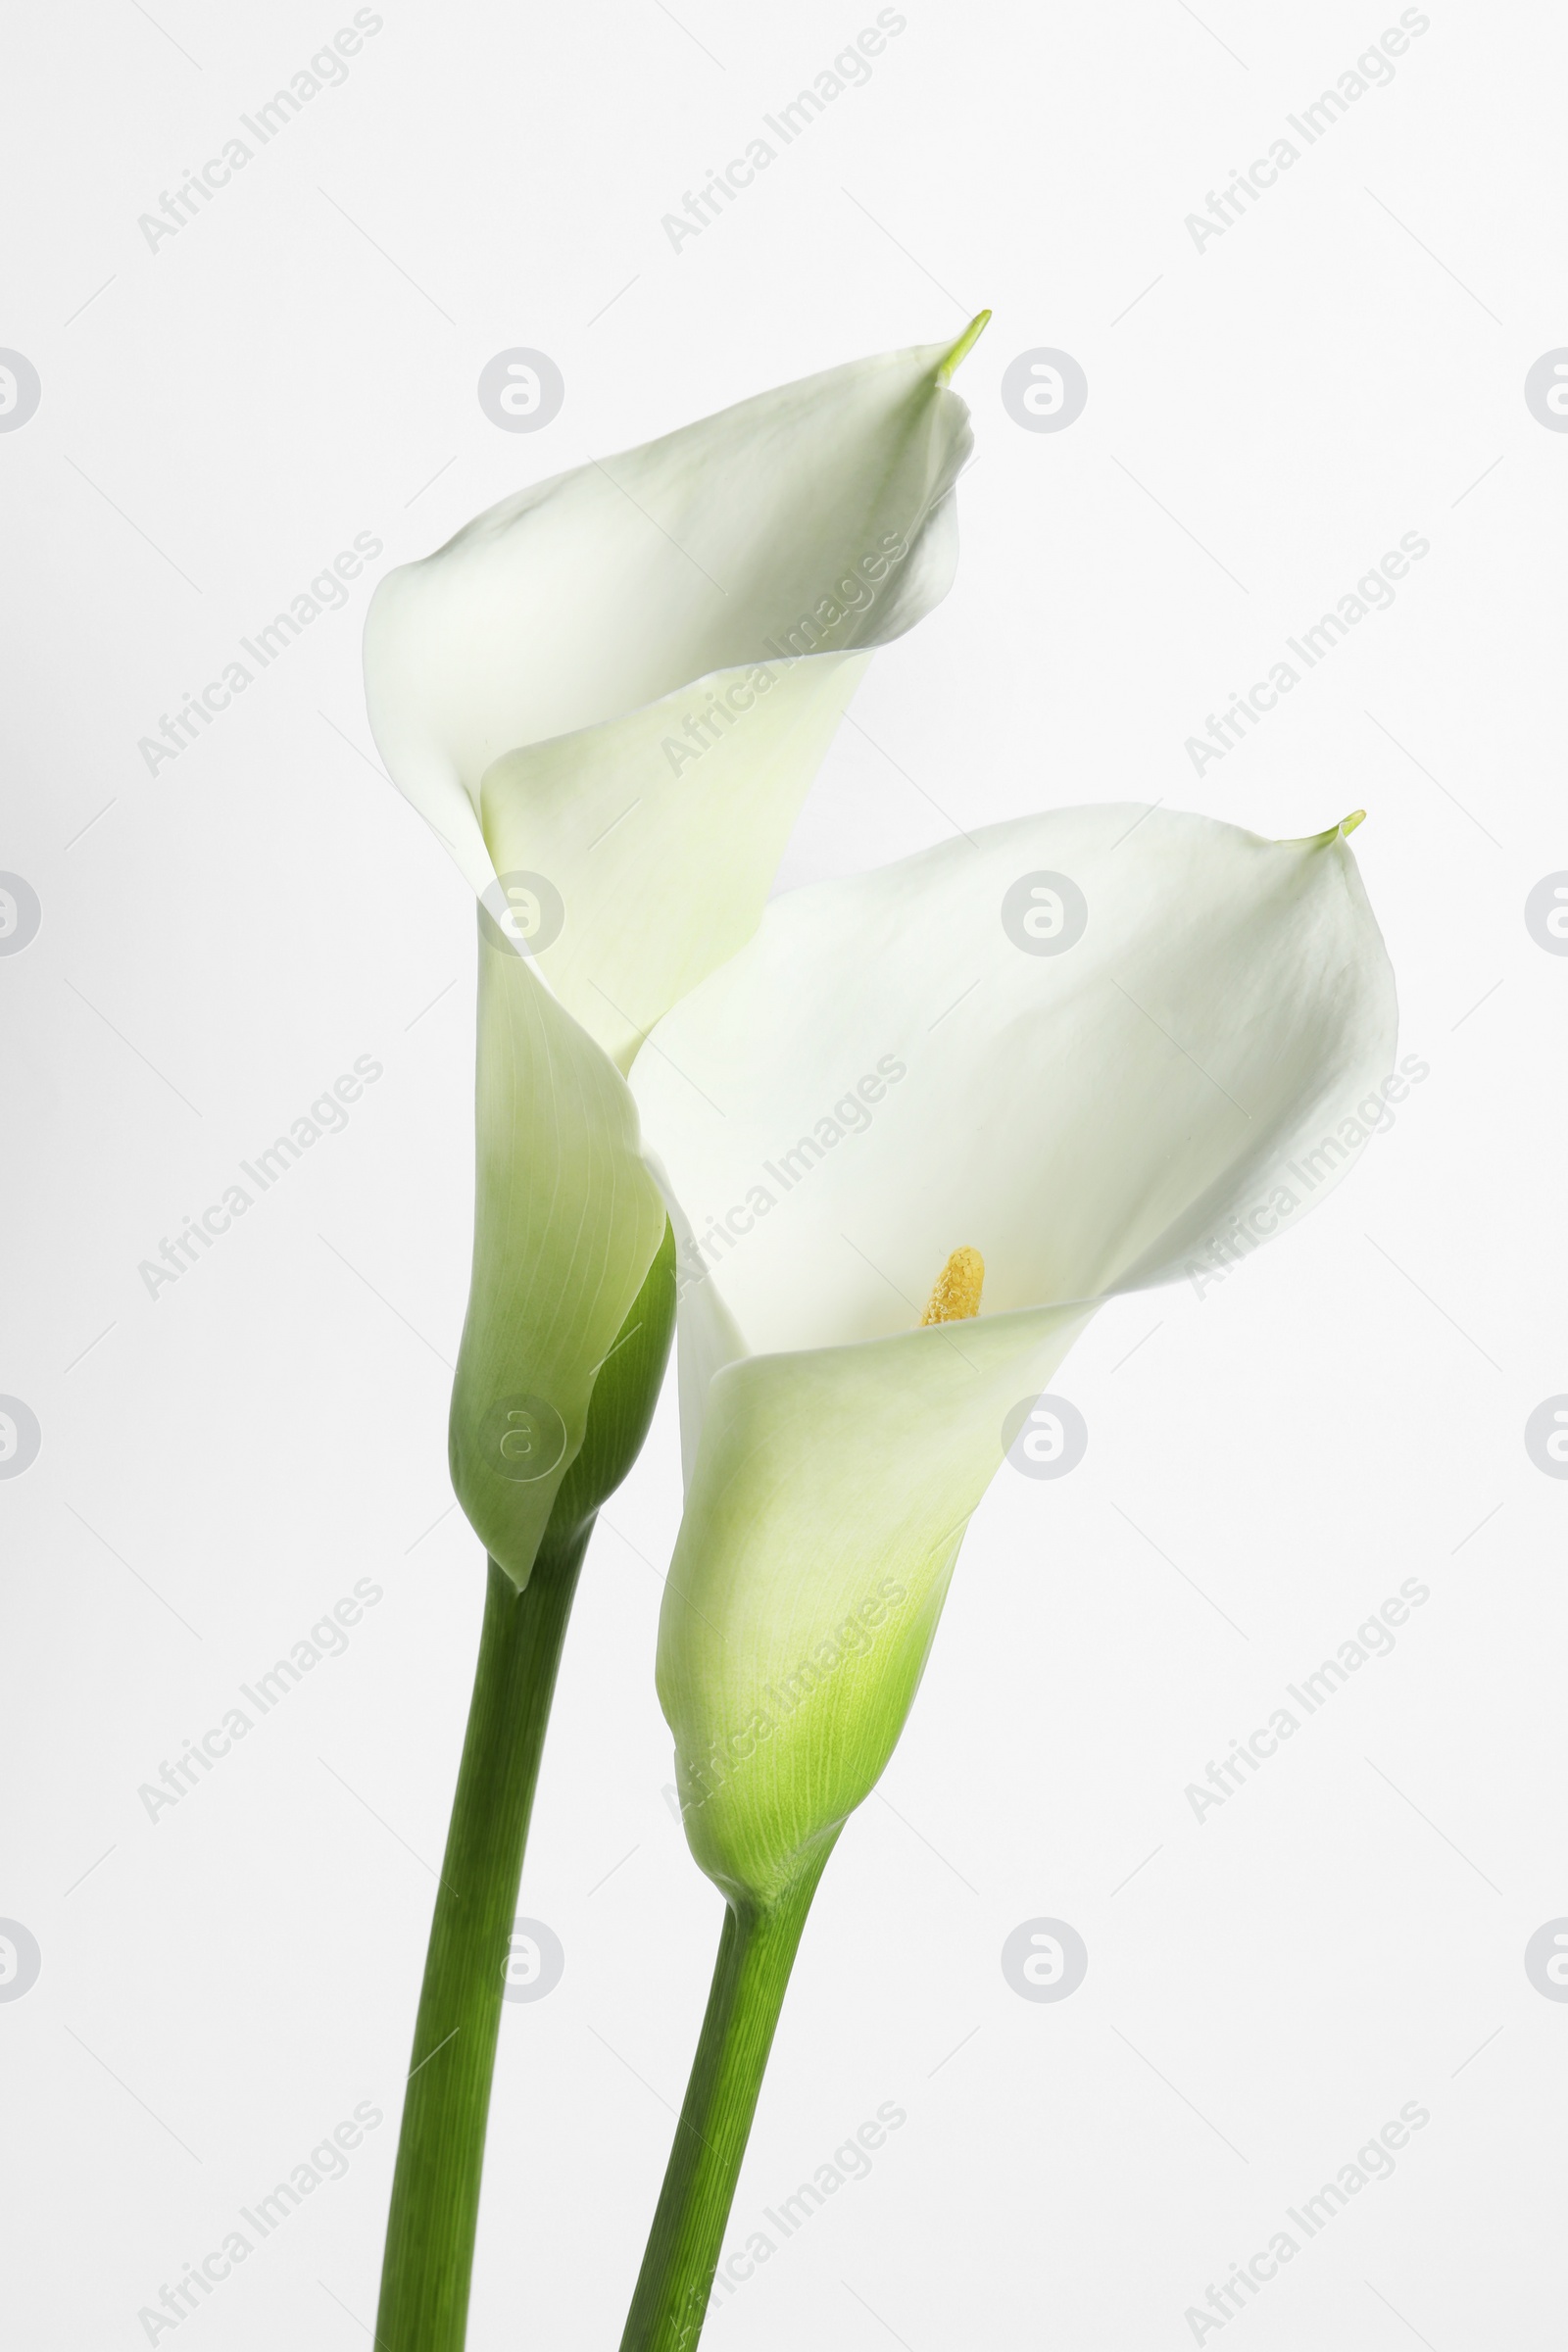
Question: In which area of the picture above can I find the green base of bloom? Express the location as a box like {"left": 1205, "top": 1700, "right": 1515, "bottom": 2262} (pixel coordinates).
{"left": 450, "top": 913, "right": 670, "bottom": 1588}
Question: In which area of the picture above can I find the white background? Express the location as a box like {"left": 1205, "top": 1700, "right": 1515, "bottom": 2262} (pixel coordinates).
{"left": 4, "top": 2, "right": 1566, "bottom": 2345}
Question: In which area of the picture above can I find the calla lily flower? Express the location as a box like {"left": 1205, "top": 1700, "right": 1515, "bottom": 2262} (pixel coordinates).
{"left": 361, "top": 330, "right": 983, "bottom": 2352}
{"left": 630, "top": 804, "right": 1397, "bottom": 1904}
{"left": 365, "top": 321, "right": 984, "bottom": 1070}
{"left": 363, "top": 327, "right": 984, "bottom": 1584}
{"left": 616, "top": 805, "right": 1396, "bottom": 2352}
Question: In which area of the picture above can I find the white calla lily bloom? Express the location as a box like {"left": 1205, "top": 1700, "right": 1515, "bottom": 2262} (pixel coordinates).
{"left": 365, "top": 322, "right": 983, "bottom": 1070}
{"left": 360, "top": 329, "right": 981, "bottom": 1580}
{"left": 630, "top": 805, "right": 1398, "bottom": 1900}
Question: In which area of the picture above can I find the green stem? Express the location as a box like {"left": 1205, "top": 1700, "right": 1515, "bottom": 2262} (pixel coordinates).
{"left": 619, "top": 1838, "right": 839, "bottom": 2352}
{"left": 374, "top": 1527, "right": 591, "bottom": 2352}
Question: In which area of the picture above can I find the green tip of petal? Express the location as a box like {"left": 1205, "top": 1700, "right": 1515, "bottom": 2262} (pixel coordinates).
{"left": 1287, "top": 808, "right": 1370, "bottom": 850}
{"left": 938, "top": 311, "right": 992, "bottom": 382}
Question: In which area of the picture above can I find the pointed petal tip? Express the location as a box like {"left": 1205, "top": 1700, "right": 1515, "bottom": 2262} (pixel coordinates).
{"left": 938, "top": 311, "right": 992, "bottom": 382}
{"left": 1284, "top": 808, "right": 1370, "bottom": 850}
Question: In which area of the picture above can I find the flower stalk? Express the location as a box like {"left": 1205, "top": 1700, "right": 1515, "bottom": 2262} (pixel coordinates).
{"left": 376, "top": 1227, "right": 676, "bottom": 2351}
{"left": 617, "top": 1838, "right": 838, "bottom": 2352}
{"left": 374, "top": 1534, "right": 588, "bottom": 2352}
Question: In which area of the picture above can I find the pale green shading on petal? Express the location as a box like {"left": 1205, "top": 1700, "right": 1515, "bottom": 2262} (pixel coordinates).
{"left": 450, "top": 910, "right": 668, "bottom": 1587}
{"left": 480, "top": 650, "right": 870, "bottom": 1071}
{"left": 659, "top": 1303, "right": 1089, "bottom": 1904}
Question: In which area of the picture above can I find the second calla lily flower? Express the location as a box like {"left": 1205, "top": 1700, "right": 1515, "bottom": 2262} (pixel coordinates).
{"left": 634, "top": 803, "right": 1397, "bottom": 1898}
{"left": 617, "top": 804, "right": 1398, "bottom": 2350}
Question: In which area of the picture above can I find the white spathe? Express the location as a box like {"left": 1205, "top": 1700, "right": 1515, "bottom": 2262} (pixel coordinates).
{"left": 629, "top": 806, "right": 1398, "bottom": 1900}
{"left": 638, "top": 804, "right": 1397, "bottom": 1442}
{"left": 360, "top": 332, "right": 981, "bottom": 1580}
{"left": 364, "top": 331, "right": 980, "bottom": 1068}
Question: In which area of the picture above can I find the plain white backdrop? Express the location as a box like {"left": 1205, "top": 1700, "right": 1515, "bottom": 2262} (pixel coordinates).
{"left": 4, "top": 2, "right": 1566, "bottom": 2344}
